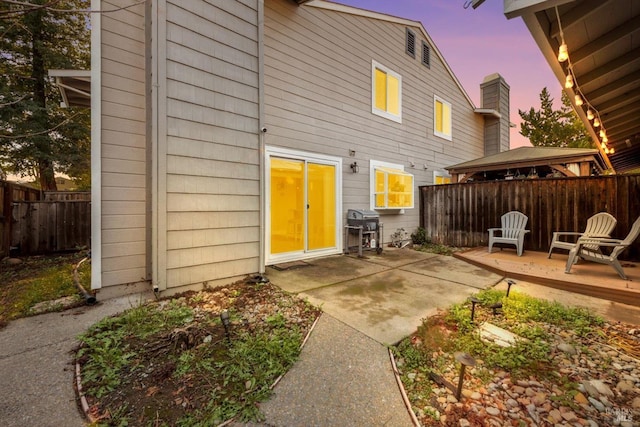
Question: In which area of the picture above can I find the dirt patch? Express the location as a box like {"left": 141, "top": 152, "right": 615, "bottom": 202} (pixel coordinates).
{"left": 77, "top": 279, "right": 322, "bottom": 426}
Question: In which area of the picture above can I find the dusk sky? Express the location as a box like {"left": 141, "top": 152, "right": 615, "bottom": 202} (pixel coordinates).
{"left": 335, "top": 0, "right": 564, "bottom": 148}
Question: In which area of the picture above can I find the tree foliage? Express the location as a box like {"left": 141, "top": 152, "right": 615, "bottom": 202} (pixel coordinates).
{"left": 0, "top": 0, "right": 90, "bottom": 190}
{"left": 518, "top": 87, "right": 593, "bottom": 149}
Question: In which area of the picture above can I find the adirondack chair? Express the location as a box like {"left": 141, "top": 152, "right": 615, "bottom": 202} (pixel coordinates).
{"left": 488, "top": 211, "right": 530, "bottom": 256}
{"left": 548, "top": 212, "right": 617, "bottom": 258}
{"left": 565, "top": 216, "right": 640, "bottom": 279}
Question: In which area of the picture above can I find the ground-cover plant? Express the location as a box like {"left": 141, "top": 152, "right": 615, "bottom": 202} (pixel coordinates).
{"left": 393, "top": 289, "right": 624, "bottom": 426}
{"left": 0, "top": 252, "right": 90, "bottom": 327}
{"left": 77, "top": 280, "right": 321, "bottom": 426}
{"left": 410, "top": 227, "right": 463, "bottom": 256}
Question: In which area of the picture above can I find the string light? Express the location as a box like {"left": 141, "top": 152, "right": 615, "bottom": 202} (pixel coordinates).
{"left": 558, "top": 43, "right": 569, "bottom": 62}
{"left": 565, "top": 73, "right": 574, "bottom": 88}
{"left": 555, "top": 6, "right": 613, "bottom": 157}
{"left": 574, "top": 94, "right": 583, "bottom": 106}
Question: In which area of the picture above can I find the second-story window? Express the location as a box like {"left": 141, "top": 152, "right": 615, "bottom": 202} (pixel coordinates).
{"left": 434, "top": 95, "right": 452, "bottom": 140}
{"left": 372, "top": 61, "right": 402, "bottom": 123}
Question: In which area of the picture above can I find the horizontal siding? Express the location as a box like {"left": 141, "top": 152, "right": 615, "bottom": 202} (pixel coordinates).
{"left": 264, "top": 0, "right": 485, "bottom": 241}
{"left": 100, "top": 0, "right": 148, "bottom": 289}
{"left": 162, "top": 0, "right": 260, "bottom": 289}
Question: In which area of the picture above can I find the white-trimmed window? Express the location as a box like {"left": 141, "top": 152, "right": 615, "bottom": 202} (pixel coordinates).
{"left": 434, "top": 170, "right": 452, "bottom": 185}
{"left": 370, "top": 160, "right": 414, "bottom": 209}
{"left": 372, "top": 61, "right": 402, "bottom": 123}
{"left": 434, "top": 96, "right": 452, "bottom": 140}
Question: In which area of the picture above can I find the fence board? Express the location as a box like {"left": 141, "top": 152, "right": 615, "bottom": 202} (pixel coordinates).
{"left": 11, "top": 201, "right": 91, "bottom": 254}
{"left": 420, "top": 174, "right": 640, "bottom": 261}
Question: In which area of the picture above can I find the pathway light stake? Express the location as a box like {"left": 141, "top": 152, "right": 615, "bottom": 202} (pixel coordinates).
{"left": 454, "top": 352, "right": 476, "bottom": 401}
{"left": 489, "top": 302, "right": 502, "bottom": 315}
{"left": 506, "top": 279, "right": 516, "bottom": 297}
{"left": 469, "top": 297, "right": 480, "bottom": 322}
{"left": 220, "top": 311, "right": 231, "bottom": 342}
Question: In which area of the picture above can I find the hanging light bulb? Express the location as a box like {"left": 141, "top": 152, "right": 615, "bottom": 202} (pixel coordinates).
{"left": 558, "top": 43, "right": 569, "bottom": 62}
{"left": 574, "top": 94, "right": 583, "bottom": 106}
{"left": 587, "top": 109, "right": 594, "bottom": 120}
{"left": 602, "top": 135, "right": 608, "bottom": 143}
{"left": 565, "top": 73, "right": 574, "bottom": 88}
{"left": 599, "top": 129, "right": 605, "bottom": 138}
{"left": 610, "top": 147, "right": 615, "bottom": 154}
{"left": 593, "top": 117, "right": 600, "bottom": 127}
{"left": 600, "top": 142, "right": 606, "bottom": 149}
{"left": 604, "top": 147, "right": 610, "bottom": 154}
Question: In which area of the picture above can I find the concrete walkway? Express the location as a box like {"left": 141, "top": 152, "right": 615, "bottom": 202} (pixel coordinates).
{"left": 0, "top": 293, "right": 155, "bottom": 427}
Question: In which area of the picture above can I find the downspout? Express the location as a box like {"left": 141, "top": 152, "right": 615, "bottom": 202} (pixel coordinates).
{"left": 89, "top": 0, "right": 102, "bottom": 291}
{"left": 258, "top": 0, "right": 266, "bottom": 274}
{"left": 151, "top": 0, "right": 168, "bottom": 292}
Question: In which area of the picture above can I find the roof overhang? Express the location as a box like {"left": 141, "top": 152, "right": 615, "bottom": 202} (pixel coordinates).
{"left": 48, "top": 69, "right": 91, "bottom": 108}
{"left": 503, "top": 0, "right": 640, "bottom": 173}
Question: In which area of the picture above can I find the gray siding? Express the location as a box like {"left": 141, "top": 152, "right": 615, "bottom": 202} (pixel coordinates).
{"left": 100, "top": 1, "right": 148, "bottom": 287}
{"left": 264, "top": 0, "right": 485, "bottom": 240}
{"left": 163, "top": 1, "right": 261, "bottom": 288}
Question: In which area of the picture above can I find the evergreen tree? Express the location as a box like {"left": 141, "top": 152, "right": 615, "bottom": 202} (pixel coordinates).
{"left": 0, "top": 0, "right": 90, "bottom": 190}
{"left": 519, "top": 87, "right": 593, "bottom": 149}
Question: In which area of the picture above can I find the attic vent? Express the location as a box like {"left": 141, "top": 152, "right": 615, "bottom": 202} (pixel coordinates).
{"left": 422, "top": 41, "right": 430, "bottom": 68}
{"left": 406, "top": 29, "right": 416, "bottom": 58}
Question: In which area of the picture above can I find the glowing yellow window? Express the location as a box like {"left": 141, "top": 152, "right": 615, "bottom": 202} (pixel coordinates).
{"left": 434, "top": 96, "right": 452, "bottom": 140}
{"left": 372, "top": 61, "right": 402, "bottom": 123}
{"left": 373, "top": 167, "right": 413, "bottom": 209}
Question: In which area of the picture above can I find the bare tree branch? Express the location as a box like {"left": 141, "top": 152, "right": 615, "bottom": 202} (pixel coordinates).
{"left": 0, "top": 111, "right": 82, "bottom": 139}
{"left": 0, "top": 93, "right": 29, "bottom": 107}
{"left": 0, "top": 0, "right": 145, "bottom": 17}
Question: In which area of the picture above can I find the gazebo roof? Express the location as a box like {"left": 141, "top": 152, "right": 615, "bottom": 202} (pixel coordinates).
{"left": 446, "top": 146, "right": 602, "bottom": 173}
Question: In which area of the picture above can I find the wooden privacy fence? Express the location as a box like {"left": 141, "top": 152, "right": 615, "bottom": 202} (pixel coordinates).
{"left": 1, "top": 181, "right": 91, "bottom": 256}
{"left": 419, "top": 174, "right": 640, "bottom": 261}
{"left": 11, "top": 200, "right": 91, "bottom": 254}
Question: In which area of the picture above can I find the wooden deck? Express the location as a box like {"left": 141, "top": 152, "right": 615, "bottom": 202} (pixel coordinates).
{"left": 455, "top": 247, "right": 640, "bottom": 308}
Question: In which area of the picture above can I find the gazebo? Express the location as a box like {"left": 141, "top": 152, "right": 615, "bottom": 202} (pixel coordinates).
{"left": 446, "top": 146, "right": 606, "bottom": 183}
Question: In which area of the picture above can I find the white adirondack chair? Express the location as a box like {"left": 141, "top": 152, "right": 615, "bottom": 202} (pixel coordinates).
{"left": 565, "top": 216, "right": 640, "bottom": 279}
{"left": 488, "top": 211, "right": 530, "bottom": 256}
{"left": 548, "top": 212, "right": 617, "bottom": 258}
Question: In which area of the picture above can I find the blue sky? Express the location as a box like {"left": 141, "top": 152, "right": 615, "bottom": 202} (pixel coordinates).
{"left": 334, "top": 0, "right": 564, "bottom": 148}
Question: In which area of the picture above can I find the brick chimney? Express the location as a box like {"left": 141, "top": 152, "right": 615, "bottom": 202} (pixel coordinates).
{"left": 480, "top": 73, "right": 510, "bottom": 155}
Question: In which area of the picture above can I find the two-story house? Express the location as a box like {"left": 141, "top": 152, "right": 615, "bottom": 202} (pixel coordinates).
{"left": 62, "top": 0, "right": 511, "bottom": 298}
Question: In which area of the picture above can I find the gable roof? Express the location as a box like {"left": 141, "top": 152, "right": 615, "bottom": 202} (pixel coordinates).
{"left": 446, "top": 146, "right": 602, "bottom": 172}
{"left": 305, "top": 0, "right": 477, "bottom": 109}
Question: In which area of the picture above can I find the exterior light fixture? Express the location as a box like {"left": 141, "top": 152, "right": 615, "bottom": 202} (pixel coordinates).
{"left": 587, "top": 109, "right": 594, "bottom": 120}
{"left": 350, "top": 162, "right": 359, "bottom": 173}
{"left": 558, "top": 43, "right": 568, "bottom": 62}
{"left": 454, "top": 352, "right": 476, "bottom": 401}
{"left": 574, "top": 94, "right": 583, "bottom": 106}
{"left": 564, "top": 73, "right": 574, "bottom": 88}
{"left": 593, "top": 117, "right": 600, "bottom": 127}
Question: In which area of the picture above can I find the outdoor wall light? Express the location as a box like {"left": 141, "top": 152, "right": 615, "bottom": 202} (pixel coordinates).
{"left": 350, "top": 162, "right": 359, "bottom": 173}
{"left": 349, "top": 149, "right": 356, "bottom": 157}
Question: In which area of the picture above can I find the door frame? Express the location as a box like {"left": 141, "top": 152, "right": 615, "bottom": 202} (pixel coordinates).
{"left": 265, "top": 146, "right": 342, "bottom": 265}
